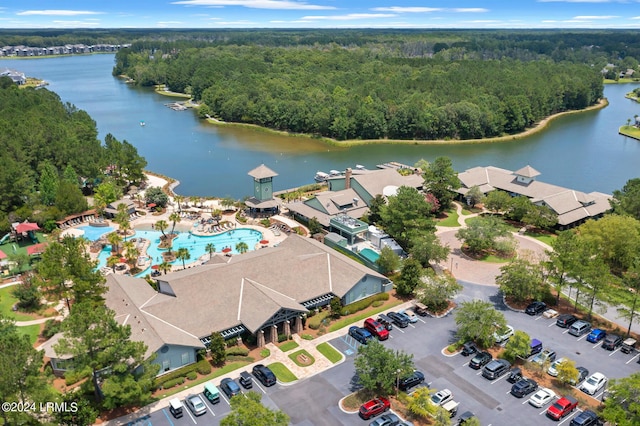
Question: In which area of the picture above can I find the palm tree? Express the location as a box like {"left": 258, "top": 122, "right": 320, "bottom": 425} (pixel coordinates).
{"left": 158, "top": 261, "right": 172, "bottom": 275}
{"left": 176, "top": 247, "right": 191, "bottom": 269}
{"left": 123, "top": 240, "right": 138, "bottom": 265}
{"left": 235, "top": 241, "right": 249, "bottom": 254}
{"left": 107, "top": 232, "right": 122, "bottom": 255}
{"left": 155, "top": 220, "right": 168, "bottom": 239}
{"left": 169, "top": 212, "right": 181, "bottom": 236}
{"left": 174, "top": 195, "right": 184, "bottom": 213}
{"left": 205, "top": 243, "right": 216, "bottom": 259}
{"left": 106, "top": 255, "right": 119, "bottom": 273}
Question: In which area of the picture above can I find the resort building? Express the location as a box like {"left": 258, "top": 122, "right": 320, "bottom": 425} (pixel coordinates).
{"left": 0, "top": 68, "right": 26, "bottom": 85}
{"left": 456, "top": 165, "right": 612, "bottom": 228}
{"left": 244, "top": 164, "right": 281, "bottom": 218}
{"left": 104, "top": 234, "right": 391, "bottom": 374}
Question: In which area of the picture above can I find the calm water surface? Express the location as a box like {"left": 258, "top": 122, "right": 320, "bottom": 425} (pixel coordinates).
{"left": 4, "top": 54, "right": 640, "bottom": 197}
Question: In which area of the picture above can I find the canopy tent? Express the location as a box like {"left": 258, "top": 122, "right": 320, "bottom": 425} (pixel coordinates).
{"left": 0, "top": 249, "right": 6, "bottom": 260}
{"left": 14, "top": 222, "right": 40, "bottom": 233}
{"left": 27, "top": 243, "right": 48, "bottom": 256}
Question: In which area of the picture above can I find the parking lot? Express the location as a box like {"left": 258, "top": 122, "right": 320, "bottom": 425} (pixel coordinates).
{"left": 123, "top": 281, "right": 638, "bottom": 425}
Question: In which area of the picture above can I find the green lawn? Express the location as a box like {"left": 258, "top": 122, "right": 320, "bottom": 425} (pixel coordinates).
{"left": 620, "top": 125, "right": 640, "bottom": 140}
{"left": 278, "top": 340, "right": 299, "bottom": 352}
{"left": 0, "top": 286, "right": 36, "bottom": 321}
{"left": 524, "top": 231, "right": 556, "bottom": 246}
{"left": 316, "top": 342, "right": 342, "bottom": 364}
{"left": 479, "top": 254, "right": 514, "bottom": 263}
{"left": 288, "top": 349, "right": 315, "bottom": 367}
{"left": 17, "top": 324, "right": 41, "bottom": 346}
{"left": 437, "top": 209, "right": 460, "bottom": 227}
{"left": 267, "top": 362, "right": 297, "bottom": 383}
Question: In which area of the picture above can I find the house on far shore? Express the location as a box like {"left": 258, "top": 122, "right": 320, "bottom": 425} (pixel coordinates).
{"left": 0, "top": 68, "right": 26, "bottom": 85}
{"left": 456, "top": 165, "right": 612, "bottom": 229}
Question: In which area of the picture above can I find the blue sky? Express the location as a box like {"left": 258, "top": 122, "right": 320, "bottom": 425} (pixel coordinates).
{"left": 1, "top": 0, "right": 640, "bottom": 29}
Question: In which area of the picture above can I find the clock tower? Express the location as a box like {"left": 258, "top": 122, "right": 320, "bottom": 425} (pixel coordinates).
{"left": 247, "top": 164, "right": 278, "bottom": 202}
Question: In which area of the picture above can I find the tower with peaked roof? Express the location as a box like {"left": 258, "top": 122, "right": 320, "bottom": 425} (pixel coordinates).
{"left": 245, "top": 164, "right": 280, "bottom": 217}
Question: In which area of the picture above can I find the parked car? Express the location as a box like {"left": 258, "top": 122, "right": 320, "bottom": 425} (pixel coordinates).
{"left": 239, "top": 371, "right": 253, "bottom": 389}
{"left": 493, "top": 324, "right": 515, "bottom": 343}
{"left": 581, "top": 372, "right": 607, "bottom": 395}
{"left": 387, "top": 311, "right": 410, "bottom": 328}
{"left": 556, "top": 313, "right": 578, "bottom": 328}
{"left": 168, "top": 398, "right": 184, "bottom": 418}
{"left": 529, "top": 338, "right": 543, "bottom": 357}
{"left": 570, "top": 409, "right": 600, "bottom": 426}
{"left": 184, "top": 394, "right": 207, "bottom": 416}
{"left": 506, "top": 367, "right": 523, "bottom": 384}
{"left": 398, "top": 370, "right": 425, "bottom": 392}
{"left": 547, "top": 357, "right": 566, "bottom": 377}
{"left": 220, "top": 378, "right": 241, "bottom": 398}
{"left": 461, "top": 341, "right": 478, "bottom": 357}
{"left": 621, "top": 337, "right": 637, "bottom": 354}
{"left": 543, "top": 308, "right": 559, "bottom": 319}
{"left": 413, "top": 302, "right": 429, "bottom": 316}
{"left": 546, "top": 395, "right": 578, "bottom": 420}
{"left": 369, "top": 413, "right": 400, "bottom": 426}
{"left": 482, "top": 359, "right": 511, "bottom": 380}
{"left": 457, "top": 411, "right": 477, "bottom": 425}
{"left": 569, "top": 320, "right": 591, "bottom": 337}
{"left": 586, "top": 328, "right": 606, "bottom": 343}
{"left": 441, "top": 400, "right": 459, "bottom": 417}
{"left": 349, "top": 326, "right": 373, "bottom": 344}
{"left": 364, "top": 318, "right": 390, "bottom": 341}
{"left": 468, "top": 351, "right": 492, "bottom": 369}
{"left": 602, "top": 334, "right": 623, "bottom": 350}
{"left": 532, "top": 348, "right": 556, "bottom": 365}
{"left": 528, "top": 387, "right": 557, "bottom": 408}
{"left": 377, "top": 314, "right": 393, "bottom": 330}
{"left": 398, "top": 309, "right": 418, "bottom": 323}
{"left": 203, "top": 382, "right": 220, "bottom": 404}
{"left": 430, "top": 389, "right": 453, "bottom": 406}
{"left": 570, "top": 367, "right": 590, "bottom": 386}
{"left": 511, "top": 378, "right": 538, "bottom": 398}
{"left": 526, "top": 301, "right": 547, "bottom": 315}
{"left": 252, "top": 364, "right": 277, "bottom": 387}
{"left": 359, "top": 396, "right": 391, "bottom": 420}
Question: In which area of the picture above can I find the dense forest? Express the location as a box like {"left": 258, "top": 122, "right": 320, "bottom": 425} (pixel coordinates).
{"left": 0, "top": 80, "right": 146, "bottom": 231}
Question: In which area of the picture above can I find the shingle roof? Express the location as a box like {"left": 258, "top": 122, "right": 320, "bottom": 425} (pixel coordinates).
{"left": 514, "top": 165, "right": 541, "bottom": 178}
{"left": 247, "top": 164, "right": 278, "bottom": 179}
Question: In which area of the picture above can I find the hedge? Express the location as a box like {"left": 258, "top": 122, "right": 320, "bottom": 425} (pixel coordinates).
{"left": 341, "top": 292, "right": 390, "bottom": 316}
{"left": 186, "top": 371, "right": 197, "bottom": 380}
{"left": 225, "top": 347, "right": 250, "bottom": 356}
{"left": 162, "top": 377, "right": 185, "bottom": 389}
{"left": 155, "top": 359, "right": 211, "bottom": 388}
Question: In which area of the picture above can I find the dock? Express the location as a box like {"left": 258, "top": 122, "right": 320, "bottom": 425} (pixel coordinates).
{"left": 165, "top": 102, "right": 187, "bottom": 111}
{"left": 376, "top": 161, "right": 414, "bottom": 170}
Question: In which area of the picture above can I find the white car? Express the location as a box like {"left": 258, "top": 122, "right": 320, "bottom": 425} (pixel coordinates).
{"left": 430, "top": 389, "right": 453, "bottom": 406}
{"left": 493, "top": 325, "right": 514, "bottom": 343}
{"left": 543, "top": 309, "right": 559, "bottom": 319}
{"left": 547, "top": 358, "right": 566, "bottom": 377}
{"left": 398, "top": 309, "right": 418, "bottom": 323}
{"left": 528, "top": 387, "right": 557, "bottom": 408}
{"left": 581, "top": 372, "right": 607, "bottom": 395}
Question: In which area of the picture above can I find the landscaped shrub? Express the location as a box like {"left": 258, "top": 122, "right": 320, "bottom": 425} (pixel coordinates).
{"left": 371, "top": 300, "right": 384, "bottom": 308}
{"left": 242, "top": 333, "right": 257, "bottom": 346}
{"left": 161, "top": 377, "right": 185, "bottom": 389}
{"left": 236, "top": 212, "right": 247, "bottom": 224}
{"left": 340, "top": 292, "right": 390, "bottom": 316}
{"left": 301, "top": 334, "right": 314, "bottom": 340}
{"left": 277, "top": 333, "right": 291, "bottom": 343}
{"left": 225, "top": 347, "right": 250, "bottom": 356}
{"left": 308, "top": 310, "right": 329, "bottom": 329}
{"left": 196, "top": 360, "right": 212, "bottom": 375}
{"left": 226, "top": 339, "right": 238, "bottom": 348}
{"left": 186, "top": 371, "right": 197, "bottom": 380}
{"left": 155, "top": 359, "right": 211, "bottom": 388}
{"left": 260, "top": 348, "right": 271, "bottom": 358}
{"left": 42, "top": 319, "right": 63, "bottom": 339}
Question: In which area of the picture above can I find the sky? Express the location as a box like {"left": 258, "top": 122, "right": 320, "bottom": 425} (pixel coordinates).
{"left": 1, "top": 0, "right": 640, "bottom": 29}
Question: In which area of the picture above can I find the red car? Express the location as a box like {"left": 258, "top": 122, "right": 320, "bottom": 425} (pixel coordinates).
{"left": 359, "top": 396, "right": 391, "bottom": 419}
{"left": 364, "top": 318, "right": 390, "bottom": 340}
{"left": 546, "top": 395, "right": 578, "bottom": 420}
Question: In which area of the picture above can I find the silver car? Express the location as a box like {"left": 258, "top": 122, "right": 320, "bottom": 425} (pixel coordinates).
{"left": 185, "top": 394, "right": 207, "bottom": 416}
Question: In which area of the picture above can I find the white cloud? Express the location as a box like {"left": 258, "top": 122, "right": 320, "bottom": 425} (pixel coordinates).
{"left": 17, "top": 10, "right": 103, "bottom": 16}
{"left": 158, "top": 21, "right": 185, "bottom": 24}
{"left": 371, "top": 7, "right": 442, "bottom": 13}
{"left": 214, "top": 20, "right": 259, "bottom": 24}
{"left": 300, "top": 13, "right": 397, "bottom": 21}
{"left": 632, "top": 16, "right": 640, "bottom": 19}
{"left": 451, "top": 8, "right": 489, "bottom": 13}
{"left": 573, "top": 15, "right": 619, "bottom": 19}
{"left": 538, "top": 0, "right": 613, "bottom": 3}
{"left": 171, "top": 0, "right": 335, "bottom": 10}
{"left": 50, "top": 20, "right": 102, "bottom": 27}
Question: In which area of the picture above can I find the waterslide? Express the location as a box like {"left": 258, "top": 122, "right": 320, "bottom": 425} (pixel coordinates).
{"left": 0, "top": 233, "right": 9, "bottom": 244}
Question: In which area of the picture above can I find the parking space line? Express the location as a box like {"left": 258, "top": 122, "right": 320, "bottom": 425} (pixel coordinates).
{"left": 506, "top": 390, "right": 512, "bottom": 394}
{"left": 417, "top": 318, "right": 426, "bottom": 323}
{"left": 395, "top": 328, "right": 405, "bottom": 334}
{"left": 461, "top": 362, "right": 469, "bottom": 367}
{"left": 558, "top": 409, "right": 581, "bottom": 425}
{"left": 220, "top": 392, "right": 231, "bottom": 405}
{"left": 207, "top": 404, "right": 216, "bottom": 416}
{"left": 252, "top": 379, "right": 267, "bottom": 394}
{"left": 626, "top": 353, "right": 639, "bottom": 364}
{"left": 491, "top": 375, "right": 507, "bottom": 385}
{"left": 562, "top": 329, "right": 570, "bottom": 334}
{"left": 548, "top": 322, "right": 556, "bottom": 327}
{"left": 609, "top": 348, "right": 621, "bottom": 356}
{"left": 161, "top": 408, "right": 176, "bottom": 426}
{"left": 476, "top": 370, "right": 483, "bottom": 376}
{"left": 409, "top": 324, "right": 416, "bottom": 328}
{"left": 592, "top": 341, "right": 602, "bottom": 349}
{"left": 184, "top": 408, "right": 197, "bottom": 424}
{"left": 594, "top": 390, "right": 605, "bottom": 399}
{"left": 576, "top": 334, "right": 588, "bottom": 341}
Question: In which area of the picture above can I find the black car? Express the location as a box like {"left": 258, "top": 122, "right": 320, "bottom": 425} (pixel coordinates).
{"left": 239, "top": 371, "right": 253, "bottom": 389}
{"left": 252, "top": 364, "right": 277, "bottom": 387}
{"left": 482, "top": 359, "right": 511, "bottom": 380}
{"left": 556, "top": 314, "right": 578, "bottom": 328}
{"left": 349, "top": 326, "right": 373, "bottom": 344}
{"left": 526, "top": 301, "right": 547, "bottom": 316}
{"left": 510, "top": 378, "right": 538, "bottom": 398}
{"left": 457, "top": 411, "right": 477, "bottom": 425}
{"left": 398, "top": 370, "right": 425, "bottom": 392}
{"left": 506, "top": 367, "right": 523, "bottom": 384}
{"left": 570, "top": 409, "right": 600, "bottom": 426}
{"left": 461, "top": 341, "right": 478, "bottom": 357}
{"left": 220, "top": 378, "right": 241, "bottom": 398}
{"left": 602, "top": 334, "right": 623, "bottom": 350}
{"left": 387, "top": 311, "right": 409, "bottom": 328}
{"left": 469, "top": 351, "right": 492, "bottom": 369}
{"left": 570, "top": 367, "right": 589, "bottom": 386}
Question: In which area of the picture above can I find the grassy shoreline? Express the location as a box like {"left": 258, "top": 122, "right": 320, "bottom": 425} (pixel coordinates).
{"left": 619, "top": 125, "right": 640, "bottom": 141}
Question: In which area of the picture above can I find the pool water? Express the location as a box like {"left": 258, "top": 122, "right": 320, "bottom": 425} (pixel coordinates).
{"left": 97, "top": 228, "right": 263, "bottom": 276}
{"left": 360, "top": 248, "right": 380, "bottom": 263}
{"left": 78, "top": 225, "right": 114, "bottom": 241}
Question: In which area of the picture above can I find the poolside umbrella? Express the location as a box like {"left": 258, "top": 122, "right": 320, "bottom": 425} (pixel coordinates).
{"left": 120, "top": 257, "right": 127, "bottom": 263}
{"left": 151, "top": 265, "right": 159, "bottom": 270}
{"left": 260, "top": 240, "right": 269, "bottom": 245}
{"left": 222, "top": 247, "right": 232, "bottom": 253}
{"left": 15, "top": 222, "right": 40, "bottom": 233}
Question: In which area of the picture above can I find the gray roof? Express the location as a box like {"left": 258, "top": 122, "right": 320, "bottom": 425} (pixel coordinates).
{"left": 244, "top": 197, "right": 280, "bottom": 209}
{"left": 248, "top": 164, "right": 278, "bottom": 179}
{"left": 514, "top": 165, "right": 541, "bottom": 178}
{"left": 457, "top": 166, "right": 612, "bottom": 226}
{"left": 350, "top": 168, "right": 423, "bottom": 199}
{"left": 106, "top": 235, "right": 386, "bottom": 338}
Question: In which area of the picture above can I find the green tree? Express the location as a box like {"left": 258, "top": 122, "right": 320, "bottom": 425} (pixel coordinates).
{"left": 168, "top": 212, "right": 181, "bottom": 236}
{"left": 155, "top": 219, "right": 168, "bottom": 239}
{"left": 55, "top": 180, "right": 88, "bottom": 215}
{"left": 11, "top": 275, "right": 42, "bottom": 312}
{"left": 145, "top": 186, "right": 169, "bottom": 208}
{"left": 115, "top": 203, "right": 131, "bottom": 240}
{"left": 578, "top": 214, "right": 640, "bottom": 272}
{"left": 307, "top": 217, "right": 322, "bottom": 234}
{"left": 611, "top": 178, "right": 640, "bottom": 220}
{"left": 455, "top": 300, "right": 507, "bottom": 348}
{"left": 422, "top": 157, "right": 460, "bottom": 212}
{"left": 496, "top": 256, "right": 546, "bottom": 303}
{"left": 366, "top": 194, "right": 386, "bottom": 225}
{"left": 616, "top": 259, "right": 640, "bottom": 337}
{"left": 205, "top": 242, "right": 216, "bottom": 259}
{"left": 376, "top": 246, "right": 400, "bottom": 275}
{"left": 209, "top": 332, "right": 226, "bottom": 366}
{"left": 380, "top": 185, "right": 436, "bottom": 247}
{"left": 522, "top": 204, "right": 558, "bottom": 230}
{"left": 415, "top": 269, "right": 462, "bottom": 312}
{"left": 555, "top": 358, "right": 579, "bottom": 385}
{"left": 221, "top": 196, "right": 236, "bottom": 211}
{"left": 484, "top": 190, "right": 512, "bottom": 213}
{"left": 54, "top": 393, "right": 98, "bottom": 426}
{"left": 396, "top": 258, "right": 423, "bottom": 296}
{"left": 464, "top": 186, "right": 484, "bottom": 208}
{"left": 408, "top": 232, "right": 450, "bottom": 268}
{"left": 601, "top": 372, "right": 640, "bottom": 426}
{"left": 545, "top": 230, "right": 579, "bottom": 305}
{"left": 158, "top": 261, "right": 172, "bottom": 275}
{"left": 502, "top": 330, "right": 531, "bottom": 362}
{"left": 55, "top": 302, "right": 148, "bottom": 404}
{"left": 329, "top": 296, "right": 342, "bottom": 319}
{"left": 236, "top": 241, "right": 249, "bottom": 254}
{"left": 62, "top": 164, "right": 79, "bottom": 186}
{"left": 220, "top": 391, "right": 289, "bottom": 426}
{"left": 455, "top": 215, "right": 512, "bottom": 255}
{"left": 94, "top": 178, "right": 122, "bottom": 206}
{"left": 176, "top": 247, "right": 191, "bottom": 269}
{"left": 38, "top": 161, "right": 59, "bottom": 206}
{"left": 406, "top": 387, "right": 438, "bottom": 419}
{"left": 505, "top": 196, "right": 533, "bottom": 222}
{"left": 354, "top": 340, "right": 414, "bottom": 395}
{"left": 107, "top": 231, "right": 123, "bottom": 256}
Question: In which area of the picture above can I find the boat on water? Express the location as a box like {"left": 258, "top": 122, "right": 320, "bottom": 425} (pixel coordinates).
{"left": 140, "top": 120, "right": 146, "bottom": 127}
{"left": 314, "top": 171, "right": 330, "bottom": 182}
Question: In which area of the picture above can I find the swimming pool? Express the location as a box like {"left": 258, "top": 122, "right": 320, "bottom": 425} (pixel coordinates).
{"left": 360, "top": 248, "right": 380, "bottom": 263}
{"left": 78, "top": 225, "right": 115, "bottom": 241}
{"left": 97, "top": 227, "right": 263, "bottom": 276}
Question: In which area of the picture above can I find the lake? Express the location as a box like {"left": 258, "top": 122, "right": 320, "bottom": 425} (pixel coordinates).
{"left": 3, "top": 54, "right": 640, "bottom": 198}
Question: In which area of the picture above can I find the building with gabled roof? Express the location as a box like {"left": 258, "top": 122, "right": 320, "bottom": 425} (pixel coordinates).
{"left": 104, "top": 234, "right": 391, "bottom": 374}
{"left": 456, "top": 165, "right": 612, "bottom": 228}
